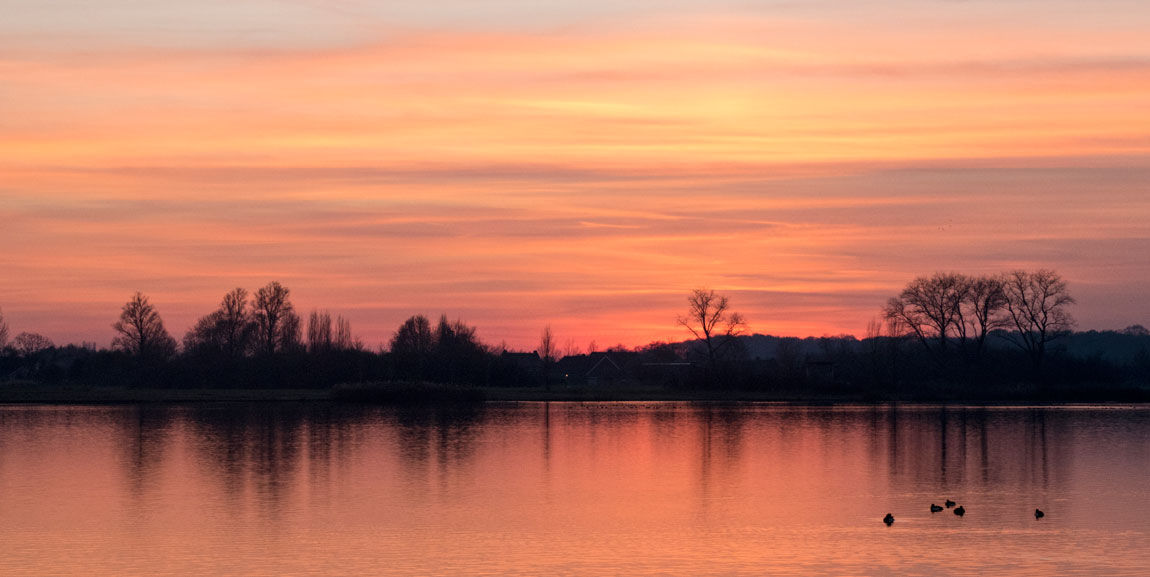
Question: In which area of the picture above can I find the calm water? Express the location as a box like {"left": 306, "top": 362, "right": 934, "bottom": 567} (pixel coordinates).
{"left": 1, "top": 403, "right": 1148, "bottom": 576}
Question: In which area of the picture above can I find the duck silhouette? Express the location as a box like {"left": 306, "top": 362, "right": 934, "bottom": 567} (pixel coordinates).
{"left": 1035, "top": 509, "right": 1045, "bottom": 519}
{"left": 930, "top": 504, "right": 944, "bottom": 513}
{"left": 945, "top": 499, "right": 956, "bottom": 508}
{"left": 883, "top": 513, "right": 895, "bottom": 525}
{"left": 954, "top": 505, "right": 965, "bottom": 516}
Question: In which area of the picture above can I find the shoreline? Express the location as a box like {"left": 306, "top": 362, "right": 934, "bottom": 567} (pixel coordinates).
{"left": 0, "top": 383, "right": 1146, "bottom": 405}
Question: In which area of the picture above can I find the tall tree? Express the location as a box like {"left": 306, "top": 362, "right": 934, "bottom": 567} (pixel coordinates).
{"left": 13, "top": 332, "right": 54, "bottom": 357}
{"left": 538, "top": 325, "right": 557, "bottom": 389}
{"left": 280, "top": 310, "right": 303, "bottom": 353}
{"left": 307, "top": 310, "right": 333, "bottom": 353}
{"left": 184, "top": 288, "right": 254, "bottom": 358}
{"left": 432, "top": 315, "right": 483, "bottom": 384}
{"left": 335, "top": 315, "right": 355, "bottom": 351}
{"left": 391, "top": 315, "right": 434, "bottom": 356}
{"left": 216, "top": 287, "right": 253, "bottom": 358}
{"left": 390, "top": 315, "right": 434, "bottom": 379}
{"left": 883, "top": 273, "right": 969, "bottom": 360}
{"left": 961, "top": 275, "right": 1009, "bottom": 359}
{"left": 1003, "top": 269, "right": 1076, "bottom": 370}
{"left": 0, "top": 306, "right": 9, "bottom": 349}
{"left": 112, "top": 292, "right": 177, "bottom": 359}
{"left": 252, "top": 281, "right": 295, "bottom": 355}
{"left": 676, "top": 288, "right": 747, "bottom": 374}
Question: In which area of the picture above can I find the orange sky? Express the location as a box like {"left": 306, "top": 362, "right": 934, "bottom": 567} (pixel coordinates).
{"left": 3, "top": 2, "right": 1150, "bottom": 349}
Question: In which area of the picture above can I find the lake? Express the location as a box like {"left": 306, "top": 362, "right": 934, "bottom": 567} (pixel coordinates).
{"left": 1, "top": 403, "right": 1148, "bottom": 576}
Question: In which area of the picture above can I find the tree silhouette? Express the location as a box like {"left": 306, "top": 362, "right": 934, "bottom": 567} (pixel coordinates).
{"left": 538, "top": 325, "right": 557, "bottom": 389}
{"left": 184, "top": 288, "right": 254, "bottom": 358}
{"left": 883, "top": 273, "right": 968, "bottom": 360}
{"left": 391, "top": 314, "right": 434, "bottom": 378}
{"left": 253, "top": 282, "right": 296, "bottom": 355}
{"left": 335, "top": 315, "right": 355, "bottom": 351}
{"left": 961, "top": 275, "right": 1009, "bottom": 359}
{"left": 432, "top": 315, "right": 483, "bottom": 384}
{"left": 13, "top": 332, "right": 54, "bottom": 357}
{"left": 677, "top": 288, "right": 746, "bottom": 375}
{"left": 216, "top": 287, "right": 253, "bottom": 357}
{"left": 885, "top": 272, "right": 1011, "bottom": 363}
{"left": 0, "top": 306, "right": 9, "bottom": 349}
{"left": 112, "top": 292, "right": 177, "bottom": 359}
{"left": 307, "top": 310, "right": 333, "bottom": 353}
{"left": 280, "top": 309, "right": 303, "bottom": 353}
{"left": 1003, "top": 269, "right": 1076, "bottom": 371}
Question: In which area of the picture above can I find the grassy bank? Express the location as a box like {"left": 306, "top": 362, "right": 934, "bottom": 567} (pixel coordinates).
{"left": 0, "top": 382, "right": 1146, "bottom": 405}
{"left": 0, "top": 384, "right": 329, "bottom": 404}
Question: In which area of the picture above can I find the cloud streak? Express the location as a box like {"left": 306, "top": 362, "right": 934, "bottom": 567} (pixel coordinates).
{"left": 3, "top": 4, "right": 1150, "bottom": 347}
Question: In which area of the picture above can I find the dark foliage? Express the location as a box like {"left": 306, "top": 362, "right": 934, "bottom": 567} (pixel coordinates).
{"left": 2, "top": 273, "right": 1147, "bottom": 401}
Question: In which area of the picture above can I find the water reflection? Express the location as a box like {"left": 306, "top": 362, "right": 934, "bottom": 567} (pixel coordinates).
{"left": 116, "top": 406, "right": 175, "bottom": 498}
{"left": 0, "top": 403, "right": 1148, "bottom": 576}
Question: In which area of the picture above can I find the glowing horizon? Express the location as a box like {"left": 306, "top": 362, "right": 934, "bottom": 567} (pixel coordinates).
{"left": 3, "top": 1, "right": 1150, "bottom": 350}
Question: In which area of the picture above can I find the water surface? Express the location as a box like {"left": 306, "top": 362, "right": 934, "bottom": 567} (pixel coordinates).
{"left": 1, "top": 403, "right": 1148, "bottom": 576}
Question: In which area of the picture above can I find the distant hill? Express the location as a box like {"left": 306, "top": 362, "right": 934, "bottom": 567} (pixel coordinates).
{"left": 665, "top": 329, "right": 1150, "bottom": 365}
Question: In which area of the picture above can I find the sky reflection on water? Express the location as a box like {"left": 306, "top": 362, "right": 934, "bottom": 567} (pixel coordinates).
{"left": 1, "top": 403, "right": 1148, "bottom": 576}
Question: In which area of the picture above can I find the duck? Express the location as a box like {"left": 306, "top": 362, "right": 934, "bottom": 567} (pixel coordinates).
{"left": 930, "top": 504, "right": 944, "bottom": 513}
{"left": 883, "top": 513, "right": 895, "bottom": 525}
{"left": 954, "top": 505, "right": 965, "bottom": 516}
{"left": 945, "top": 499, "right": 956, "bottom": 508}
{"left": 1035, "top": 509, "right": 1045, "bottom": 519}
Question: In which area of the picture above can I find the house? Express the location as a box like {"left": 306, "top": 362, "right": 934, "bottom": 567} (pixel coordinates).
{"left": 554, "top": 352, "right": 633, "bottom": 387}
{"left": 500, "top": 351, "right": 544, "bottom": 382}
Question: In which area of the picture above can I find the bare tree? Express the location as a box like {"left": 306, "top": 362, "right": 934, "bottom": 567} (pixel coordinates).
{"left": 280, "top": 310, "right": 303, "bottom": 353}
{"left": 883, "top": 273, "right": 969, "bottom": 359}
{"left": 335, "top": 315, "right": 354, "bottom": 351}
{"left": 253, "top": 281, "right": 295, "bottom": 355}
{"left": 0, "top": 307, "right": 9, "bottom": 349}
{"left": 13, "top": 332, "right": 54, "bottom": 357}
{"left": 184, "top": 312, "right": 223, "bottom": 353}
{"left": 677, "top": 288, "right": 747, "bottom": 373}
{"left": 184, "top": 288, "right": 254, "bottom": 358}
{"left": 563, "top": 338, "right": 581, "bottom": 358}
{"left": 216, "top": 288, "right": 253, "bottom": 357}
{"left": 431, "top": 315, "right": 483, "bottom": 384}
{"left": 961, "top": 275, "right": 1009, "bottom": 358}
{"left": 390, "top": 314, "right": 434, "bottom": 379}
{"left": 538, "top": 325, "right": 557, "bottom": 363}
{"left": 538, "top": 325, "right": 557, "bottom": 389}
{"left": 112, "top": 292, "right": 177, "bottom": 359}
{"left": 391, "top": 315, "right": 434, "bottom": 356}
{"left": 1003, "top": 269, "right": 1076, "bottom": 370}
{"left": 1124, "top": 324, "right": 1150, "bottom": 337}
{"left": 307, "top": 310, "right": 333, "bottom": 353}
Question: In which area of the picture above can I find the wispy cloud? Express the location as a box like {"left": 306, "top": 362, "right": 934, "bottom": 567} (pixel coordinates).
{"left": 3, "top": 4, "right": 1150, "bottom": 346}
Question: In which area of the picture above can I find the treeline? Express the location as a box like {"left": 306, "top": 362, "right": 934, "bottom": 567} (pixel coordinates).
{"left": 0, "top": 271, "right": 1148, "bottom": 398}
{"left": 657, "top": 270, "right": 1149, "bottom": 399}
{"left": 0, "top": 283, "right": 533, "bottom": 389}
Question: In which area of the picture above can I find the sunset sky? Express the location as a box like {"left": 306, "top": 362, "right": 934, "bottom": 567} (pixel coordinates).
{"left": 3, "top": 0, "right": 1150, "bottom": 349}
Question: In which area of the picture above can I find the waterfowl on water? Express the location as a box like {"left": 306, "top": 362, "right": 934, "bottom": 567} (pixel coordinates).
{"left": 1035, "top": 509, "right": 1045, "bottom": 519}
{"left": 945, "top": 499, "right": 956, "bottom": 508}
{"left": 930, "top": 504, "right": 944, "bottom": 513}
{"left": 954, "top": 505, "right": 965, "bottom": 516}
{"left": 883, "top": 513, "right": 895, "bottom": 525}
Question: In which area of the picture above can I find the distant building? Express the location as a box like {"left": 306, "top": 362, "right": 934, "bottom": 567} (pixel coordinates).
{"left": 554, "top": 352, "right": 635, "bottom": 387}
{"left": 501, "top": 351, "right": 544, "bottom": 379}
